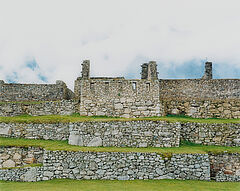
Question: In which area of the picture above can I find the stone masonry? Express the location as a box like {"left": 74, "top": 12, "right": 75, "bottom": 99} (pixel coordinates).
{"left": 0, "top": 149, "right": 210, "bottom": 181}
{"left": 1, "top": 120, "right": 239, "bottom": 147}
{"left": 0, "top": 60, "right": 239, "bottom": 118}
{"left": 74, "top": 60, "right": 240, "bottom": 119}
{"left": 0, "top": 147, "right": 43, "bottom": 168}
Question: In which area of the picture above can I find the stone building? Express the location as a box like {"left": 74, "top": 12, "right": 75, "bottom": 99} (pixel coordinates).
{"left": 74, "top": 60, "right": 240, "bottom": 118}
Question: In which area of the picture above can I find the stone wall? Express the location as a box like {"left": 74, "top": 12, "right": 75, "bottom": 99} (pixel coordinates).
{"left": 159, "top": 79, "right": 240, "bottom": 100}
{"left": 68, "top": 120, "right": 181, "bottom": 147}
{"left": 209, "top": 153, "right": 240, "bottom": 181}
{"left": 75, "top": 78, "right": 163, "bottom": 118}
{"left": 0, "top": 123, "right": 69, "bottom": 140}
{"left": 0, "top": 120, "right": 180, "bottom": 148}
{"left": 1, "top": 121, "right": 240, "bottom": 147}
{"left": 0, "top": 147, "right": 43, "bottom": 168}
{"left": 162, "top": 99, "right": 240, "bottom": 119}
{"left": 0, "top": 80, "right": 74, "bottom": 101}
{"left": 180, "top": 123, "right": 240, "bottom": 147}
{"left": 0, "top": 100, "right": 75, "bottom": 117}
{"left": 0, "top": 149, "right": 210, "bottom": 181}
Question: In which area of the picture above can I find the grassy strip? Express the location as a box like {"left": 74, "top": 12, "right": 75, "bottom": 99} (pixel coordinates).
{"left": 0, "top": 179, "right": 240, "bottom": 191}
{"left": 0, "top": 114, "right": 239, "bottom": 124}
{"left": 0, "top": 163, "right": 42, "bottom": 170}
{"left": 1, "top": 137, "right": 240, "bottom": 154}
{"left": 0, "top": 100, "right": 62, "bottom": 105}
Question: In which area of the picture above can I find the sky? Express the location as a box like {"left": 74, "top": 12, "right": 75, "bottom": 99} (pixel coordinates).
{"left": 0, "top": 0, "right": 240, "bottom": 89}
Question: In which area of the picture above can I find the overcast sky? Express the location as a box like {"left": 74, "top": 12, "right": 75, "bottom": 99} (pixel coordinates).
{"left": 0, "top": 0, "right": 240, "bottom": 89}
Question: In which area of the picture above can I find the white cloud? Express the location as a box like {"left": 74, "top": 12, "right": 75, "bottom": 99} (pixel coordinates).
{"left": 0, "top": 0, "right": 240, "bottom": 89}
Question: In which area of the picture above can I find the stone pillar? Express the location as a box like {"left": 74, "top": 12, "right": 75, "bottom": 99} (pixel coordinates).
{"left": 202, "top": 62, "right": 213, "bottom": 79}
{"left": 81, "top": 60, "right": 90, "bottom": 79}
{"left": 147, "top": 61, "right": 158, "bottom": 80}
{"left": 141, "top": 63, "right": 148, "bottom": 79}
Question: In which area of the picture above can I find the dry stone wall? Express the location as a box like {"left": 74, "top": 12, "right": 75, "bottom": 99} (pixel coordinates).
{"left": 0, "top": 149, "right": 210, "bottom": 181}
{"left": 0, "top": 120, "right": 181, "bottom": 148}
{"left": 68, "top": 120, "right": 181, "bottom": 147}
{"left": 162, "top": 99, "right": 240, "bottom": 119}
{"left": 75, "top": 78, "right": 163, "bottom": 118}
{"left": 0, "top": 123, "right": 69, "bottom": 140}
{"left": 0, "top": 100, "right": 75, "bottom": 117}
{"left": 1, "top": 148, "right": 240, "bottom": 182}
{"left": 180, "top": 123, "right": 240, "bottom": 147}
{"left": 209, "top": 153, "right": 240, "bottom": 181}
{"left": 0, "top": 80, "right": 73, "bottom": 101}
{"left": 1, "top": 121, "right": 240, "bottom": 147}
{"left": 0, "top": 147, "right": 43, "bottom": 168}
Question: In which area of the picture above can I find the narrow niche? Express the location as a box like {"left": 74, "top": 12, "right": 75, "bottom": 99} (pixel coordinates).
{"left": 118, "top": 81, "right": 123, "bottom": 91}
{"left": 105, "top": 81, "right": 109, "bottom": 91}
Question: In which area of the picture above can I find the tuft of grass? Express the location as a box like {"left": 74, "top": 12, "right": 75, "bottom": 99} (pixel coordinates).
{"left": 1, "top": 137, "right": 240, "bottom": 154}
{"left": 0, "top": 179, "right": 240, "bottom": 191}
{"left": 0, "top": 114, "right": 239, "bottom": 124}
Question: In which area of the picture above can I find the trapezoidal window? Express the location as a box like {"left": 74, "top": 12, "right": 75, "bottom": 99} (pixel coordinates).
{"left": 146, "top": 83, "right": 150, "bottom": 91}
{"left": 90, "top": 82, "right": 95, "bottom": 92}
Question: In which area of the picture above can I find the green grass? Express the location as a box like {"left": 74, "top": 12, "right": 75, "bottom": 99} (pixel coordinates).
{"left": 0, "top": 100, "right": 62, "bottom": 105}
{"left": 1, "top": 163, "right": 42, "bottom": 170}
{"left": 1, "top": 137, "right": 240, "bottom": 154}
{"left": 0, "top": 179, "right": 240, "bottom": 191}
{"left": 0, "top": 114, "right": 239, "bottom": 124}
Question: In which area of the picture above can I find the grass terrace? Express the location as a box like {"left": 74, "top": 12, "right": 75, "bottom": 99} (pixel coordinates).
{"left": 0, "top": 114, "right": 239, "bottom": 124}
{"left": 0, "top": 179, "right": 240, "bottom": 191}
{"left": 1, "top": 137, "right": 240, "bottom": 154}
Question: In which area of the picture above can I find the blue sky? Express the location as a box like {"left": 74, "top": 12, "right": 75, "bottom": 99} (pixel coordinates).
{"left": 0, "top": 0, "right": 240, "bottom": 89}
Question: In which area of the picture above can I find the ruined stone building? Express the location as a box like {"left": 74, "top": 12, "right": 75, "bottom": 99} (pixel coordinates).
{"left": 74, "top": 60, "right": 240, "bottom": 119}
{"left": 0, "top": 60, "right": 239, "bottom": 118}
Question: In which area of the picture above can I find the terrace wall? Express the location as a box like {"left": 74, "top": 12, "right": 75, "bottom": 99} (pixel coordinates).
{"left": 0, "top": 120, "right": 181, "bottom": 148}
{"left": 0, "top": 80, "right": 74, "bottom": 102}
{"left": 0, "top": 150, "right": 210, "bottom": 181}
{"left": 1, "top": 121, "right": 240, "bottom": 147}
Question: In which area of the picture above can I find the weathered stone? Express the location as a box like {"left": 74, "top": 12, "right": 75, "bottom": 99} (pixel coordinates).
{"left": 68, "top": 132, "right": 83, "bottom": 146}
{"left": 87, "top": 137, "right": 103, "bottom": 147}
{"left": 0, "top": 126, "right": 10, "bottom": 135}
{"left": 13, "top": 153, "right": 22, "bottom": 160}
{"left": 2, "top": 159, "right": 15, "bottom": 168}
{"left": 23, "top": 168, "right": 37, "bottom": 182}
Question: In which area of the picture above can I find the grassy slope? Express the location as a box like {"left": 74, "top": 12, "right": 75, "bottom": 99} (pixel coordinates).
{"left": 0, "top": 114, "right": 239, "bottom": 124}
{"left": 1, "top": 137, "right": 240, "bottom": 154}
{"left": 0, "top": 179, "right": 240, "bottom": 191}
